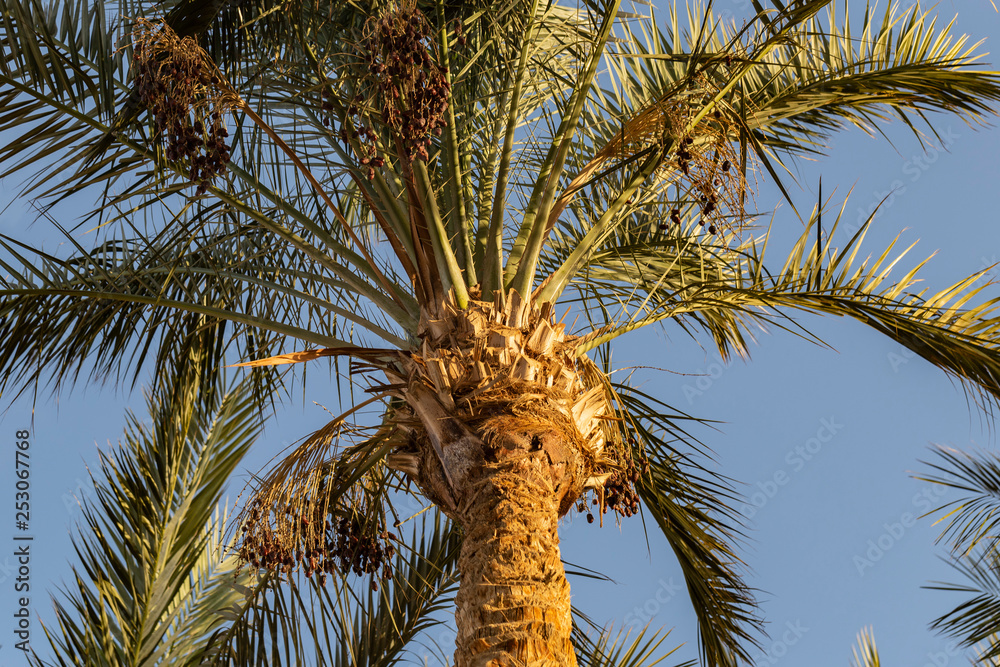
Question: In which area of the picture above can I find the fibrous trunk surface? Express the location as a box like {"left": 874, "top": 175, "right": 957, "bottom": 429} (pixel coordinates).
{"left": 454, "top": 457, "right": 576, "bottom": 666}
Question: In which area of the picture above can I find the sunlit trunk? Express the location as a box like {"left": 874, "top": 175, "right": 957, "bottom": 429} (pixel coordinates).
{"left": 452, "top": 450, "right": 577, "bottom": 666}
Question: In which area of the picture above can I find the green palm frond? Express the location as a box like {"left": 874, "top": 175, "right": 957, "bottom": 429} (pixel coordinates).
{"left": 0, "top": 0, "right": 131, "bottom": 189}
{"left": 564, "top": 199, "right": 1000, "bottom": 414}
{"left": 31, "top": 356, "right": 261, "bottom": 666}
{"left": 505, "top": 0, "right": 624, "bottom": 296}
{"left": 850, "top": 627, "right": 880, "bottom": 667}
{"left": 606, "top": 1, "right": 1000, "bottom": 160}
{"left": 0, "top": 0, "right": 418, "bottom": 313}
{"left": 531, "top": 0, "right": 1000, "bottom": 297}
{"left": 919, "top": 446, "right": 1000, "bottom": 555}
{"left": 595, "top": 375, "right": 759, "bottom": 666}
{"left": 0, "top": 223, "right": 377, "bottom": 394}
{"left": 740, "top": 3, "right": 1000, "bottom": 153}
{"left": 925, "top": 548, "right": 1000, "bottom": 663}
{"left": 918, "top": 447, "right": 1000, "bottom": 662}
{"left": 572, "top": 608, "right": 692, "bottom": 667}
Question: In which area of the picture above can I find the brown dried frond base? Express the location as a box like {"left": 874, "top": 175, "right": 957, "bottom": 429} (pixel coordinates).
{"left": 386, "top": 287, "right": 641, "bottom": 519}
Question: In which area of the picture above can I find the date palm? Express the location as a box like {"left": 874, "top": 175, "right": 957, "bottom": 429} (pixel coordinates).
{"left": 4, "top": 0, "right": 1000, "bottom": 664}
{"left": 30, "top": 349, "right": 679, "bottom": 666}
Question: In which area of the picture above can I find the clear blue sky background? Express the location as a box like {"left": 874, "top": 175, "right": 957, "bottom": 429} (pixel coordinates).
{"left": 2, "top": 1, "right": 1000, "bottom": 665}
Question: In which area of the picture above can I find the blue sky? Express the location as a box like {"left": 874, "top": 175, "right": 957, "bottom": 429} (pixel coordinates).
{"left": 2, "top": 1, "right": 1000, "bottom": 665}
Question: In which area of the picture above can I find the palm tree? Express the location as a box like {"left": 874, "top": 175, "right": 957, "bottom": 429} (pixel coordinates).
{"left": 31, "top": 351, "right": 682, "bottom": 666}
{"left": 4, "top": 0, "right": 1000, "bottom": 664}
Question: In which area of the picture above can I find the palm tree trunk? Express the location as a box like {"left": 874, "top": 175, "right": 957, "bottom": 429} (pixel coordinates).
{"left": 453, "top": 455, "right": 577, "bottom": 666}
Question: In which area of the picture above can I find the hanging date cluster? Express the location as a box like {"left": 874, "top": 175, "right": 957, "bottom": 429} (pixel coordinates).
{"left": 325, "top": 91, "right": 386, "bottom": 181}
{"left": 239, "top": 497, "right": 397, "bottom": 590}
{"left": 577, "top": 443, "right": 650, "bottom": 523}
{"left": 131, "top": 19, "right": 235, "bottom": 195}
{"left": 360, "top": 1, "right": 450, "bottom": 163}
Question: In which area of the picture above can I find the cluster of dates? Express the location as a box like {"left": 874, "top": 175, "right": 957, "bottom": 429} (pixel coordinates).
{"left": 132, "top": 21, "right": 231, "bottom": 195}
{"left": 327, "top": 513, "right": 397, "bottom": 586}
{"left": 583, "top": 452, "right": 650, "bottom": 522}
{"left": 239, "top": 501, "right": 396, "bottom": 590}
{"left": 362, "top": 3, "right": 450, "bottom": 163}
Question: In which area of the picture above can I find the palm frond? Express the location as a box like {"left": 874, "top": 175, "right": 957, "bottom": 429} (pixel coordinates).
{"left": 602, "top": 2, "right": 1000, "bottom": 163}
{"left": 573, "top": 607, "right": 692, "bottom": 667}
{"left": 0, "top": 0, "right": 134, "bottom": 190}
{"left": 0, "top": 199, "right": 413, "bottom": 395}
{"left": 562, "top": 197, "right": 1000, "bottom": 415}
{"left": 919, "top": 446, "right": 1000, "bottom": 555}
{"left": 535, "top": 0, "right": 1000, "bottom": 299}
{"left": 918, "top": 447, "right": 1000, "bottom": 662}
{"left": 507, "top": 0, "right": 625, "bottom": 297}
{"left": 32, "top": 355, "right": 261, "bottom": 666}
{"left": 925, "top": 548, "right": 1000, "bottom": 663}
{"left": 603, "top": 377, "right": 761, "bottom": 666}
{"left": 850, "top": 626, "right": 880, "bottom": 667}
{"left": 741, "top": 3, "right": 1000, "bottom": 154}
